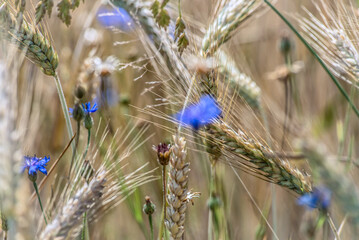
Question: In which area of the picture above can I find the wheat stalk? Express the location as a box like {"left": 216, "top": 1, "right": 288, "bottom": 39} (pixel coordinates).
{"left": 165, "top": 135, "right": 190, "bottom": 240}
{"left": 201, "top": 0, "right": 262, "bottom": 56}
{"left": 204, "top": 122, "right": 312, "bottom": 195}
{"left": 39, "top": 170, "right": 106, "bottom": 240}
{"left": 0, "top": 3, "right": 58, "bottom": 76}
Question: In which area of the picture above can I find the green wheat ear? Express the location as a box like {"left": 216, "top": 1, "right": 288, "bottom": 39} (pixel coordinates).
{"left": 0, "top": 3, "right": 58, "bottom": 76}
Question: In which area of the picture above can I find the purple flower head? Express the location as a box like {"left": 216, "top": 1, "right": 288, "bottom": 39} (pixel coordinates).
{"left": 82, "top": 101, "right": 98, "bottom": 114}
{"left": 297, "top": 186, "right": 331, "bottom": 211}
{"left": 22, "top": 155, "right": 50, "bottom": 176}
{"left": 174, "top": 95, "right": 222, "bottom": 130}
{"left": 97, "top": 7, "right": 135, "bottom": 32}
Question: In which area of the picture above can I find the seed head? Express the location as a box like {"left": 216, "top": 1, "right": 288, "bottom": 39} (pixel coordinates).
{"left": 84, "top": 114, "right": 94, "bottom": 130}
{"left": 154, "top": 143, "right": 171, "bottom": 166}
{"left": 69, "top": 103, "right": 85, "bottom": 122}
{"left": 280, "top": 31, "right": 293, "bottom": 55}
{"left": 74, "top": 84, "right": 86, "bottom": 99}
{"left": 143, "top": 196, "right": 156, "bottom": 215}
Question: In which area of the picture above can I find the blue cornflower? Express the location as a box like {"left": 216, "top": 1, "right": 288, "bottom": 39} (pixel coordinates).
{"left": 174, "top": 95, "right": 222, "bottom": 130}
{"left": 82, "top": 101, "right": 98, "bottom": 114}
{"left": 297, "top": 186, "right": 331, "bottom": 211}
{"left": 97, "top": 7, "right": 135, "bottom": 32}
{"left": 22, "top": 155, "right": 50, "bottom": 176}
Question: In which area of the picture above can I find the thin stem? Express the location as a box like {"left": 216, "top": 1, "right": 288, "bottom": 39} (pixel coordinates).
{"left": 68, "top": 120, "right": 81, "bottom": 178}
{"left": 158, "top": 165, "right": 167, "bottom": 240}
{"left": 148, "top": 214, "right": 154, "bottom": 240}
{"left": 208, "top": 160, "right": 217, "bottom": 240}
{"left": 3, "top": 231, "right": 7, "bottom": 240}
{"left": 82, "top": 129, "right": 91, "bottom": 160}
{"left": 263, "top": 0, "right": 359, "bottom": 119}
{"left": 81, "top": 211, "right": 89, "bottom": 240}
{"left": 30, "top": 134, "right": 75, "bottom": 202}
{"left": 54, "top": 73, "right": 75, "bottom": 149}
{"left": 33, "top": 181, "right": 47, "bottom": 225}
{"left": 178, "top": 0, "right": 182, "bottom": 18}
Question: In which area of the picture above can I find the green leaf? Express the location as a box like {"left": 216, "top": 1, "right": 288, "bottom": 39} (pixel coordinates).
{"left": 151, "top": 0, "right": 160, "bottom": 18}
{"left": 57, "top": 0, "right": 72, "bottom": 26}
{"left": 35, "top": 0, "right": 53, "bottom": 24}
{"left": 174, "top": 17, "right": 185, "bottom": 41}
{"left": 156, "top": 9, "right": 170, "bottom": 29}
{"left": 71, "top": 0, "right": 80, "bottom": 9}
{"left": 177, "top": 32, "right": 189, "bottom": 54}
{"left": 46, "top": 0, "right": 54, "bottom": 17}
{"left": 160, "top": 0, "right": 170, "bottom": 8}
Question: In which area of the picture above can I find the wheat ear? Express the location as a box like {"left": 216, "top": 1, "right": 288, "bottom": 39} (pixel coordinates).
{"left": 39, "top": 170, "right": 106, "bottom": 240}
{"left": 205, "top": 122, "right": 312, "bottom": 195}
{"left": 297, "top": 0, "right": 359, "bottom": 85}
{"left": 165, "top": 135, "right": 190, "bottom": 239}
{"left": 216, "top": 50, "right": 261, "bottom": 108}
{"left": 0, "top": 3, "right": 58, "bottom": 76}
{"left": 201, "top": 0, "right": 262, "bottom": 56}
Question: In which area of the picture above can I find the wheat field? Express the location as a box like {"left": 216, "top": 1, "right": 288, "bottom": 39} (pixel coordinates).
{"left": 0, "top": 0, "right": 358, "bottom": 239}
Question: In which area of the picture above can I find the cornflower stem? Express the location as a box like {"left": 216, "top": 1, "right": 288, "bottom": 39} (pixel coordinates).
{"left": 158, "top": 165, "right": 167, "bottom": 240}
{"left": 33, "top": 181, "right": 47, "bottom": 225}
{"left": 281, "top": 53, "right": 293, "bottom": 149}
{"left": 80, "top": 130, "right": 91, "bottom": 240}
{"left": 53, "top": 73, "right": 75, "bottom": 149}
{"left": 68, "top": 129, "right": 92, "bottom": 201}
{"left": 82, "top": 129, "right": 91, "bottom": 160}
{"left": 68, "top": 120, "right": 81, "bottom": 178}
{"left": 148, "top": 214, "right": 154, "bottom": 240}
{"left": 263, "top": 0, "right": 359, "bottom": 119}
{"left": 3, "top": 231, "right": 7, "bottom": 240}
